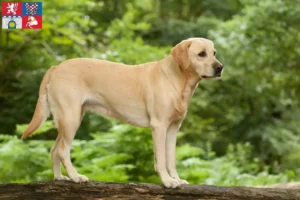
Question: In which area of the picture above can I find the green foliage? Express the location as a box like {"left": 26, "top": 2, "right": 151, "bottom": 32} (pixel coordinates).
{"left": 0, "top": 125, "right": 294, "bottom": 185}
{"left": 96, "top": 37, "right": 170, "bottom": 64}
{"left": 145, "top": 17, "right": 221, "bottom": 46}
{"left": 0, "top": 135, "right": 52, "bottom": 183}
{"left": 178, "top": 144, "right": 292, "bottom": 186}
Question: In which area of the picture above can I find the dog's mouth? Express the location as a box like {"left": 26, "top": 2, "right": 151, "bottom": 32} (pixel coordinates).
{"left": 201, "top": 74, "right": 221, "bottom": 79}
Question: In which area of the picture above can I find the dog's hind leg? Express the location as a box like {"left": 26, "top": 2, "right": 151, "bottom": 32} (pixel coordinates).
{"left": 53, "top": 106, "right": 88, "bottom": 183}
{"left": 51, "top": 134, "right": 69, "bottom": 180}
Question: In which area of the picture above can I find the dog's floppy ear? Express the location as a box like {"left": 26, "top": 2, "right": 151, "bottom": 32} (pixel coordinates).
{"left": 171, "top": 40, "right": 192, "bottom": 70}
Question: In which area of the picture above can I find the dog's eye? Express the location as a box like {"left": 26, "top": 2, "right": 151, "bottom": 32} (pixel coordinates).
{"left": 214, "top": 51, "right": 216, "bottom": 56}
{"left": 198, "top": 51, "right": 206, "bottom": 57}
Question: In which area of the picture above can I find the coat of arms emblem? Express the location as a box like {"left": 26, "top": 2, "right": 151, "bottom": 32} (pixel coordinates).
{"left": 2, "top": 2, "right": 42, "bottom": 29}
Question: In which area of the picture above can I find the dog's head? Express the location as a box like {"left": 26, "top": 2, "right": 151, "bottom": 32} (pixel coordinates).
{"left": 171, "top": 38, "right": 223, "bottom": 79}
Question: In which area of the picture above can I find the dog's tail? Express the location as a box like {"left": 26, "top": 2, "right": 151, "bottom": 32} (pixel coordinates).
{"left": 21, "top": 66, "right": 57, "bottom": 139}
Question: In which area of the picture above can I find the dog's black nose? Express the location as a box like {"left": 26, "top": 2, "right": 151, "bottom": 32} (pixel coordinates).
{"left": 215, "top": 65, "right": 223, "bottom": 74}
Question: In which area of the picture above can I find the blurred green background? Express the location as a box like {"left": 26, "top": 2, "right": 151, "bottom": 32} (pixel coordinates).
{"left": 0, "top": 0, "right": 299, "bottom": 186}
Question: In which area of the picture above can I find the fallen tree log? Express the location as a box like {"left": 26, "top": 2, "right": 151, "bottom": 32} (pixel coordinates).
{"left": 0, "top": 181, "right": 300, "bottom": 200}
{"left": 257, "top": 182, "right": 300, "bottom": 189}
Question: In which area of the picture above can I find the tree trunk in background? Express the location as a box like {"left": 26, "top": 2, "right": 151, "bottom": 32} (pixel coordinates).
{"left": 0, "top": 181, "right": 300, "bottom": 200}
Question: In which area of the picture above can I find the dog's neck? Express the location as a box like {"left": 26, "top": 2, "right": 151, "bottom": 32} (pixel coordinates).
{"left": 161, "top": 56, "right": 201, "bottom": 112}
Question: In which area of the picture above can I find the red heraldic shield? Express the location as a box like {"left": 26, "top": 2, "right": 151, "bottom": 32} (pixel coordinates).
{"left": 2, "top": 2, "right": 22, "bottom": 16}
{"left": 22, "top": 16, "right": 42, "bottom": 29}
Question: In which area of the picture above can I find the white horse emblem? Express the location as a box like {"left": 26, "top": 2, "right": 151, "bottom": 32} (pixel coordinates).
{"left": 26, "top": 16, "right": 38, "bottom": 28}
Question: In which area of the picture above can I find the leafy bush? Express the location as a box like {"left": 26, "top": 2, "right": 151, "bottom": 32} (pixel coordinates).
{"left": 0, "top": 124, "right": 294, "bottom": 185}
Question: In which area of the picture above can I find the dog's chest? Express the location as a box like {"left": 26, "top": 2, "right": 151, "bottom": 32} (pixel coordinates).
{"left": 171, "top": 81, "right": 199, "bottom": 121}
{"left": 170, "top": 98, "right": 188, "bottom": 121}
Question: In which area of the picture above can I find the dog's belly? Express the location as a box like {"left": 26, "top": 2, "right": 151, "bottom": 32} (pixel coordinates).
{"left": 84, "top": 101, "right": 150, "bottom": 128}
{"left": 118, "top": 108, "right": 150, "bottom": 128}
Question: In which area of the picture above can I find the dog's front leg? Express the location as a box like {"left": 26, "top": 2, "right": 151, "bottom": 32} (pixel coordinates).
{"left": 166, "top": 123, "right": 189, "bottom": 185}
{"left": 151, "top": 123, "right": 180, "bottom": 188}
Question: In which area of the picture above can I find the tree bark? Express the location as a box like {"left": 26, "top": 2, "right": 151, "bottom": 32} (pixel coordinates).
{"left": 0, "top": 181, "right": 299, "bottom": 200}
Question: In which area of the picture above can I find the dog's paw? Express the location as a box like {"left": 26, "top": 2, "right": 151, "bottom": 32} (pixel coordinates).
{"left": 178, "top": 179, "right": 189, "bottom": 185}
{"left": 54, "top": 175, "right": 70, "bottom": 181}
{"left": 162, "top": 177, "right": 180, "bottom": 188}
{"left": 169, "top": 173, "right": 189, "bottom": 185}
{"left": 71, "top": 174, "right": 89, "bottom": 183}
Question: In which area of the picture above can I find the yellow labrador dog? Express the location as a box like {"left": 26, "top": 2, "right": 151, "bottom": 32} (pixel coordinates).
{"left": 22, "top": 38, "right": 223, "bottom": 188}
